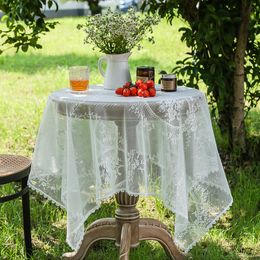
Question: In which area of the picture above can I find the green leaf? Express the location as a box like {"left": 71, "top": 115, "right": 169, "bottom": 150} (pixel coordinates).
{"left": 1, "top": 15, "right": 9, "bottom": 22}
{"left": 16, "top": 24, "right": 25, "bottom": 32}
{"left": 207, "top": 5, "right": 216, "bottom": 13}
{"left": 48, "top": 0, "right": 53, "bottom": 9}
{"left": 223, "top": 34, "right": 234, "bottom": 45}
{"left": 159, "top": 70, "right": 167, "bottom": 75}
{"left": 21, "top": 44, "right": 28, "bottom": 52}
{"left": 213, "top": 44, "right": 221, "bottom": 54}
{"left": 36, "top": 18, "right": 44, "bottom": 27}
{"left": 210, "top": 64, "right": 216, "bottom": 74}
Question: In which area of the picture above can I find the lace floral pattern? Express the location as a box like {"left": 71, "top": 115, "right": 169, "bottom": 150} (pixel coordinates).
{"left": 29, "top": 86, "right": 233, "bottom": 253}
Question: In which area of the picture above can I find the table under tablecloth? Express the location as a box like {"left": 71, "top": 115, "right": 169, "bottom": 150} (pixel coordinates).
{"left": 28, "top": 85, "right": 233, "bottom": 253}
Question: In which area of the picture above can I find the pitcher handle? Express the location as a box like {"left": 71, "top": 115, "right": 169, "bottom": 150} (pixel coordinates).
{"left": 98, "top": 55, "right": 106, "bottom": 77}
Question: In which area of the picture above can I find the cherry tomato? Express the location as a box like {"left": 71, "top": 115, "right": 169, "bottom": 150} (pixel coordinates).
{"left": 146, "top": 80, "right": 155, "bottom": 88}
{"left": 115, "top": 87, "right": 124, "bottom": 95}
{"left": 124, "top": 82, "right": 131, "bottom": 88}
{"left": 135, "top": 79, "right": 143, "bottom": 88}
{"left": 130, "top": 87, "right": 137, "bottom": 96}
{"left": 143, "top": 90, "right": 150, "bottom": 98}
{"left": 138, "top": 89, "right": 143, "bottom": 97}
{"left": 140, "top": 83, "right": 148, "bottom": 91}
{"left": 148, "top": 88, "right": 156, "bottom": 97}
{"left": 123, "top": 88, "right": 131, "bottom": 97}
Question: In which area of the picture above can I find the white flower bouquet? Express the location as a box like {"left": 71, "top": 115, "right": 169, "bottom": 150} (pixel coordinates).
{"left": 78, "top": 8, "right": 160, "bottom": 54}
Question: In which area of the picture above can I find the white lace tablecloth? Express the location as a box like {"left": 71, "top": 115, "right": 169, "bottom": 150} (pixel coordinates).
{"left": 29, "top": 85, "right": 233, "bottom": 253}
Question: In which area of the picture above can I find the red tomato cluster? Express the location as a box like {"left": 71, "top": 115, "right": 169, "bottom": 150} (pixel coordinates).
{"left": 115, "top": 80, "right": 156, "bottom": 98}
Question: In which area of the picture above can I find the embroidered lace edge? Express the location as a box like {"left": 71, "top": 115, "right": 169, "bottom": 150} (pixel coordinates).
{"left": 28, "top": 183, "right": 233, "bottom": 254}
{"left": 175, "top": 197, "right": 234, "bottom": 254}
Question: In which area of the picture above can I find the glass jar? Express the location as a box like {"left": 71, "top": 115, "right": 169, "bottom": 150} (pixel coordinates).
{"left": 161, "top": 74, "right": 177, "bottom": 92}
{"left": 69, "top": 66, "right": 90, "bottom": 92}
{"left": 136, "top": 66, "right": 155, "bottom": 82}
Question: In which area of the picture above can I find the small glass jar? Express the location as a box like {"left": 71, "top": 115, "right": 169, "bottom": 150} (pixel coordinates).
{"left": 69, "top": 66, "right": 89, "bottom": 92}
{"left": 161, "top": 74, "right": 177, "bottom": 92}
{"left": 136, "top": 66, "right": 155, "bottom": 82}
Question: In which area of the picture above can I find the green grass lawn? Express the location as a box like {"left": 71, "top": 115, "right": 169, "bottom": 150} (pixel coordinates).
{"left": 0, "top": 17, "right": 259, "bottom": 260}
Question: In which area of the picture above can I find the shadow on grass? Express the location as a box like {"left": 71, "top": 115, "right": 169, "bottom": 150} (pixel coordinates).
{"left": 224, "top": 163, "right": 260, "bottom": 257}
{"left": 28, "top": 195, "right": 118, "bottom": 259}
{"left": 2, "top": 166, "right": 258, "bottom": 259}
{"left": 188, "top": 241, "right": 241, "bottom": 260}
{"left": 87, "top": 240, "right": 171, "bottom": 260}
{"left": 29, "top": 162, "right": 260, "bottom": 259}
{"left": 190, "top": 162, "right": 260, "bottom": 259}
{"left": 2, "top": 174, "right": 258, "bottom": 260}
{"left": 0, "top": 53, "right": 158, "bottom": 74}
{"left": 87, "top": 238, "right": 243, "bottom": 260}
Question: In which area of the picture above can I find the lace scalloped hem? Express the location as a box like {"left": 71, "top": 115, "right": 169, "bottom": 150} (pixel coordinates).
{"left": 28, "top": 185, "right": 157, "bottom": 250}
{"left": 28, "top": 182, "right": 66, "bottom": 210}
{"left": 175, "top": 198, "right": 234, "bottom": 254}
{"left": 28, "top": 183, "right": 233, "bottom": 254}
{"left": 65, "top": 189, "right": 165, "bottom": 252}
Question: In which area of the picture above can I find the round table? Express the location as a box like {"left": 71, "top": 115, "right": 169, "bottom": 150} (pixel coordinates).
{"left": 29, "top": 85, "right": 233, "bottom": 259}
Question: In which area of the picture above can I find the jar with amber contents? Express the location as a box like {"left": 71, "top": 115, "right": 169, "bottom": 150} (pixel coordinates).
{"left": 136, "top": 66, "right": 154, "bottom": 82}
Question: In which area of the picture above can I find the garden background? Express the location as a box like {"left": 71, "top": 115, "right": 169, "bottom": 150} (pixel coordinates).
{"left": 0, "top": 17, "right": 259, "bottom": 259}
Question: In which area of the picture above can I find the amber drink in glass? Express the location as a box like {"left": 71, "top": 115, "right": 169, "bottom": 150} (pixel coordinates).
{"left": 69, "top": 66, "right": 89, "bottom": 92}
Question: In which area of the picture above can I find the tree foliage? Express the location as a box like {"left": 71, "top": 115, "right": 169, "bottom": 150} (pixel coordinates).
{"left": 0, "top": 0, "right": 58, "bottom": 53}
{"left": 86, "top": 0, "right": 101, "bottom": 15}
{"left": 142, "top": 0, "right": 260, "bottom": 153}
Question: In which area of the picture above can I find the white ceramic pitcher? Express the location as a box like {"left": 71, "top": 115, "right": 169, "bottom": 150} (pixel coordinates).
{"left": 98, "top": 52, "right": 132, "bottom": 90}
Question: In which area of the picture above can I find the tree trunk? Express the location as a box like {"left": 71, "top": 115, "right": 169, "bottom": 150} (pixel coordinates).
{"left": 86, "top": 0, "right": 101, "bottom": 15}
{"left": 232, "top": 2, "right": 251, "bottom": 154}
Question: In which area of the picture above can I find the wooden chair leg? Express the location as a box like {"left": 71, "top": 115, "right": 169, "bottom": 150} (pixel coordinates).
{"left": 21, "top": 176, "right": 32, "bottom": 258}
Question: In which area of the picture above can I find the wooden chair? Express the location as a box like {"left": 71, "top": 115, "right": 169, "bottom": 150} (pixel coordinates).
{"left": 0, "top": 154, "right": 32, "bottom": 258}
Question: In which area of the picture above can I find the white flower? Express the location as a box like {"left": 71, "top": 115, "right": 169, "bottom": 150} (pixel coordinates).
{"left": 78, "top": 8, "right": 160, "bottom": 54}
